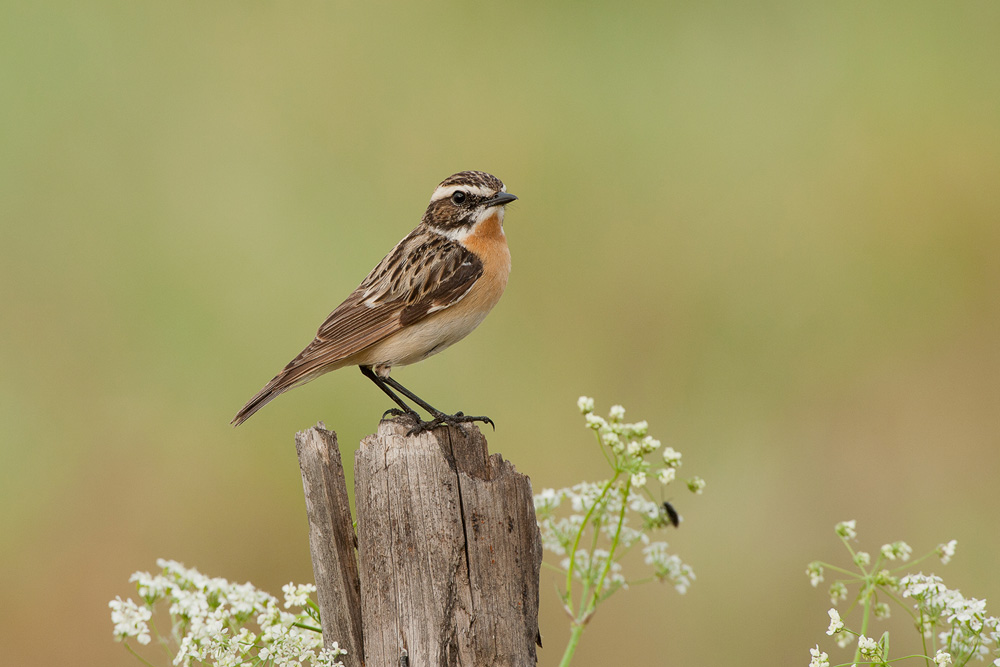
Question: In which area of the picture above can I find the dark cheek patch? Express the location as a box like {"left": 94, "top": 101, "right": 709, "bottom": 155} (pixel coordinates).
{"left": 422, "top": 200, "right": 476, "bottom": 231}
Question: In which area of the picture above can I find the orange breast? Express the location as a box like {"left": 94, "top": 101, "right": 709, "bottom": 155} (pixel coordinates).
{"left": 459, "top": 212, "right": 511, "bottom": 310}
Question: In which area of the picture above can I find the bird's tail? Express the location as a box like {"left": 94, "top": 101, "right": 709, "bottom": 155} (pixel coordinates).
{"left": 231, "top": 375, "right": 289, "bottom": 427}
{"left": 231, "top": 347, "right": 340, "bottom": 426}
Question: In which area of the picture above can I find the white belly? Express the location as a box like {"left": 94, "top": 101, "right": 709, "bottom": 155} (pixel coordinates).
{"left": 360, "top": 302, "right": 493, "bottom": 367}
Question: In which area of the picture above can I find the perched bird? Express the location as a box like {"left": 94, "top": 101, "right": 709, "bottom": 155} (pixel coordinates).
{"left": 232, "top": 170, "right": 517, "bottom": 433}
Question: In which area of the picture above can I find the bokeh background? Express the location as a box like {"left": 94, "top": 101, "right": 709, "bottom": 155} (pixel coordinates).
{"left": 2, "top": 2, "right": 998, "bottom": 665}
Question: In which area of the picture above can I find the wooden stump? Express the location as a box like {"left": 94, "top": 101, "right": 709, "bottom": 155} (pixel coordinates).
{"left": 296, "top": 419, "right": 542, "bottom": 667}
{"left": 295, "top": 424, "right": 365, "bottom": 661}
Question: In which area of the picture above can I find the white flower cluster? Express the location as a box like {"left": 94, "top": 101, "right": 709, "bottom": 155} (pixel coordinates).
{"left": 110, "top": 559, "right": 346, "bottom": 667}
{"left": 574, "top": 396, "right": 695, "bottom": 501}
{"left": 826, "top": 608, "right": 843, "bottom": 636}
{"left": 938, "top": 539, "right": 958, "bottom": 565}
{"left": 828, "top": 581, "right": 847, "bottom": 605}
{"left": 642, "top": 542, "right": 695, "bottom": 594}
{"left": 834, "top": 520, "right": 857, "bottom": 540}
{"left": 805, "top": 561, "right": 824, "bottom": 588}
{"left": 880, "top": 540, "right": 913, "bottom": 562}
{"left": 900, "top": 572, "right": 1000, "bottom": 665}
{"left": 559, "top": 549, "right": 626, "bottom": 595}
{"left": 807, "top": 521, "right": 999, "bottom": 667}
{"left": 857, "top": 634, "right": 881, "bottom": 660}
{"left": 109, "top": 596, "right": 152, "bottom": 645}
{"left": 535, "top": 399, "right": 703, "bottom": 609}
{"left": 808, "top": 644, "right": 829, "bottom": 667}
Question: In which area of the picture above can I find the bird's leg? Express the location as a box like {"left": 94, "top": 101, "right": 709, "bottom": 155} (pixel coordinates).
{"left": 381, "top": 375, "right": 494, "bottom": 435}
{"left": 359, "top": 366, "right": 420, "bottom": 422}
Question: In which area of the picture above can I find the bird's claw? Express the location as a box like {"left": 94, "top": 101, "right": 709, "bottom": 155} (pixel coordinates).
{"left": 405, "top": 413, "right": 495, "bottom": 436}
{"left": 383, "top": 407, "right": 420, "bottom": 421}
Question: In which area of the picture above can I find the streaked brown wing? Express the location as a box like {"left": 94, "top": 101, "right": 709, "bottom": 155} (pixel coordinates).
{"left": 276, "top": 231, "right": 482, "bottom": 385}
{"left": 231, "top": 230, "right": 483, "bottom": 426}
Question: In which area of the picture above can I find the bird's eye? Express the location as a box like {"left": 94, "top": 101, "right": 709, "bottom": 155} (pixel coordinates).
{"left": 451, "top": 191, "right": 467, "bottom": 205}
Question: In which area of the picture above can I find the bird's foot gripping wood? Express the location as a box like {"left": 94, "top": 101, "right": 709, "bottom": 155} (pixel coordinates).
{"left": 394, "top": 410, "right": 495, "bottom": 436}
{"left": 382, "top": 407, "right": 420, "bottom": 421}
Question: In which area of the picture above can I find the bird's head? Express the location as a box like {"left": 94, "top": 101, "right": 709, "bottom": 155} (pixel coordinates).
{"left": 422, "top": 171, "right": 517, "bottom": 236}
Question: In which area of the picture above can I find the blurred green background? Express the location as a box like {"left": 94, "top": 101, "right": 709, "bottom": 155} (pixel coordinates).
{"left": 2, "top": 2, "right": 998, "bottom": 665}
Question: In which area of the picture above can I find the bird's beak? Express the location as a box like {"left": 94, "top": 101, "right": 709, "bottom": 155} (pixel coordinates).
{"left": 483, "top": 192, "right": 518, "bottom": 208}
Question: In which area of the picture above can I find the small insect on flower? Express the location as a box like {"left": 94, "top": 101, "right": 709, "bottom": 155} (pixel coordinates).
{"left": 661, "top": 501, "right": 680, "bottom": 528}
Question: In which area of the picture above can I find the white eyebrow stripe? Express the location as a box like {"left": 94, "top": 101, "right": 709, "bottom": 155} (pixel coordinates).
{"left": 429, "top": 183, "right": 495, "bottom": 202}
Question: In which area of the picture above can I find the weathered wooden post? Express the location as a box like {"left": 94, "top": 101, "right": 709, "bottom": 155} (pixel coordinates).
{"left": 296, "top": 419, "right": 542, "bottom": 667}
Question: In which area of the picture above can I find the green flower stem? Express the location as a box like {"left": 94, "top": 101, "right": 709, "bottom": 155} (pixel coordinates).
{"left": 293, "top": 621, "right": 322, "bottom": 633}
{"left": 853, "top": 583, "right": 874, "bottom": 666}
{"left": 879, "top": 586, "right": 919, "bottom": 624}
{"left": 917, "top": 611, "right": 931, "bottom": 667}
{"left": 147, "top": 615, "right": 174, "bottom": 663}
{"left": 585, "top": 479, "right": 632, "bottom": 618}
{"left": 123, "top": 641, "right": 159, "bottom": 667}
{"left": 564, "top": 474, "right": 619, "bottom": 601}
{"left": 576, "top": 510, "right": 606, "bottom": 612}
{"left": 887, "top": 550, "right": 935, "bottom": 575}
{"left": 596, "top": 435, "right": 614, "bottom": 468}
{"left": 818, "top": 561, "right": 866, "bottom": 579}
{"left": 558, "top": 620, "right": 587, "bottom": 667}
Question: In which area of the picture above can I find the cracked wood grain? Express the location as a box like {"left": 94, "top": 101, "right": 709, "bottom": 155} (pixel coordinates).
{"left": 295, "top": 423, "right": 365, "bottom": 665}
{"left": 354, "top": 419, "right": 541, "bottom": 667}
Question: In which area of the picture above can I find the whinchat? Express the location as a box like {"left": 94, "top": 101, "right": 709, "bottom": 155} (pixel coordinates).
{"left": 232, "top": 170, "right": 517, "bottom": 433}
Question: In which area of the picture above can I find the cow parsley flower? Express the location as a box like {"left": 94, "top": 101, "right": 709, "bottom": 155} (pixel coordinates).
{"left": 536, "top": 398, "right": 705, "bottom": 667}
{"left": 110, "top": 560, "right": 343, "bottom": 667}
{"left": 806, "top": 562, "right": 824, "bottom": 588}
{"left": 881, "top": 541, "right": 913, "bottom": 562}
{"left": 826, "top": 608, "right": 844, "bottom": 635}
{"left": 808, "top": 522, "right": 999, "bottom": 667}
{"left": 938, "top": 540, "right": 957, "bottom": 565}
{"left": 662, "top": 447, "right": 682, "bottom": 467}
{"left": 934, "top": 650, "right": 953, "bottom": 666}
{"left": 283, "top": 582, "right": 317, "bottom": 609}
{"left": 858, "top": 634, "right": 880, "bottom": 659}
{"left": 809, "top": 644, "right": 830, "bottom": 667}
{"left": 109, "top": 596, "right": 152, "bottom": 645}
{"left": 828, "top": 581, "right": 847, "bottom": 604}
{"left": 835, "top": 520, "right": 857, "bottom": 540}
